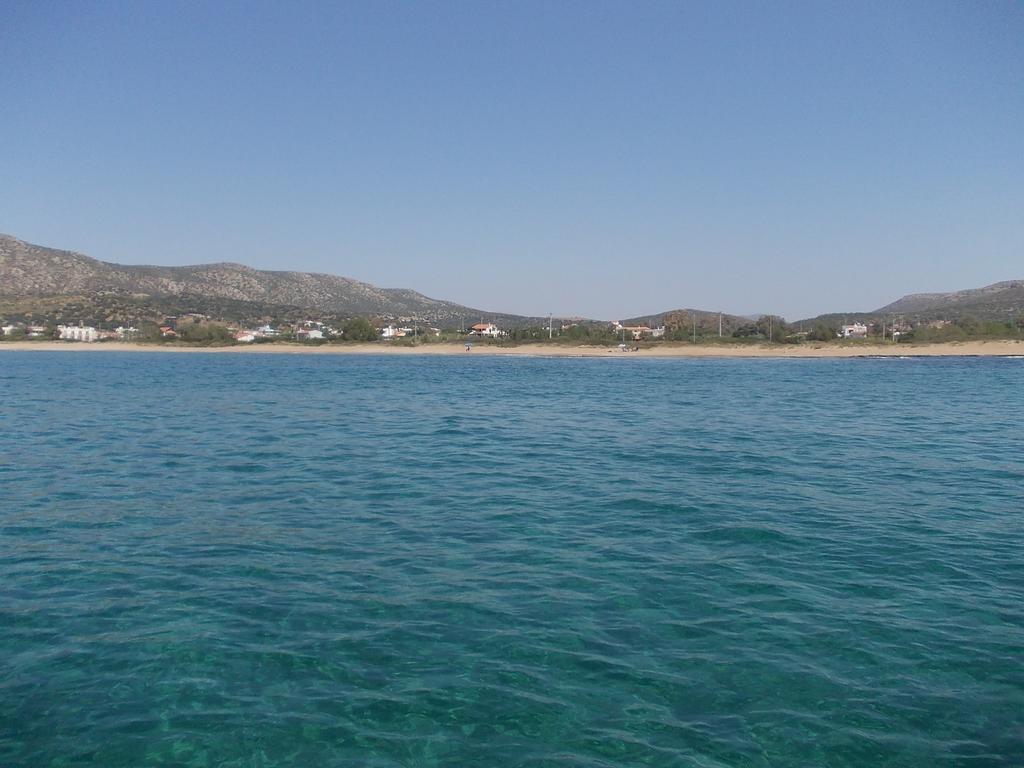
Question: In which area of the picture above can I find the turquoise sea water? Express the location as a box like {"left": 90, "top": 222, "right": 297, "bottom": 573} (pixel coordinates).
{"left": 1, "top": 352, "right": 1022, "bottom": 767}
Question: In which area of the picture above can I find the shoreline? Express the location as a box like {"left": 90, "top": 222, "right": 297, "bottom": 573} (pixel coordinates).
{"left": 1, "top": 340, "right": 1022, "bottom": 357}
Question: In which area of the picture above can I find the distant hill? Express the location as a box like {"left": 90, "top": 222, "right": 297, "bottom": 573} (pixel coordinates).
{"left": 621, "top": 308, "right": 751, "bottom": 334}
{"left": 6, "top": 232, "right": 1018, "bottom": 332}
{"left": 875, "top": 281, "right": 1024, "bottom": 319}
{"left": 797, "top": 280, "right": 1024, "bottom": 327}
{"left": 0, "top": 233, "right": 537, "bottom": 327}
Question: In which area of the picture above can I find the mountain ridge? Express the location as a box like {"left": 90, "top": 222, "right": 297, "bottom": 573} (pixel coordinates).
{"left": 3, "top": 233, "right": 1021, "bottom": 329}
{"left": 0, "top": 233, "right": 530, "bottom": 326}
{"left": 874, "top": 280, "right": 1024, "bottom": 316}
{"left": 796, "top": 280, "right": 1024, "bottom": 326}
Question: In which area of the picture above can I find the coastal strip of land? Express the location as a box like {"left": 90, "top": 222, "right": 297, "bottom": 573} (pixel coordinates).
{"left": 1, "top": 340, "right": 1022, "bottom": 357}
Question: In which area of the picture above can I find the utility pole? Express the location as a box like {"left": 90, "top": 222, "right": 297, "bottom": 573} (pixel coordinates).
{"left": 769, "top": 315, "right": 773, "bottom": 343}
{"left": 692, "top": 315, "right": 697, "bottom": 343}
{"left": 719, "top": 313, "right": 722, "bottom": 338}
{"left": 549, "top": 313, "right": 552, "bottom": 340}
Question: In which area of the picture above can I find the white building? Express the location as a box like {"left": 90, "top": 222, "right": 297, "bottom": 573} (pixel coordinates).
{"left": 297, "top": 328, "right": 324, "bottom": 340}
{"left": 613, "top": 322, "right": 653, "bottom": 340}
{"left": 840, "top": 323, "right": 869, "bottom": 339}
{"left": 380, "top": 325, "right": 405, "bottom": 339}
{"left": 469, "top": 322, "right": 501, "bottom": 337}
{"left": 114, "top": 326, "right": 138, "bottom": 340}
{"left": 58, "top": 325, "right": 99, "bottom": 342}
{"left": 234, "top": 330, "right": 256, "bottom": 343}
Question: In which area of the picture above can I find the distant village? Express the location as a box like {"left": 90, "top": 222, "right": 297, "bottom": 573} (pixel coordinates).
{"left": 0, "top": 316, "right": 511, "bottom": 343}
{"left": 0, "top": 315, "right": 670, "bottom": 343}
{"left": 0, "top": 313, "right": 1006, "bottom": 345}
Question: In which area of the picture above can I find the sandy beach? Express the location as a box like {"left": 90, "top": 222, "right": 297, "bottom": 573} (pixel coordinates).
{"left": 1, "top": 340, "right": 1021, "bottom": 357}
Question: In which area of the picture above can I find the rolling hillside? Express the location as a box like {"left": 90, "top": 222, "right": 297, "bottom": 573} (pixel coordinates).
{"left": 875, "top": 281, "right": 1024, "bottom": 319}
{"left": 798, "top": 280, "right": 1024, "bottom": 327}
{"left": 0, "top": 233, "right": 534, "bottom": 327}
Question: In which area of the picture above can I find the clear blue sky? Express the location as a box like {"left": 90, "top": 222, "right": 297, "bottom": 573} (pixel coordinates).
{"left": 2, "top": 1, "right": 1021, "bottom": 320}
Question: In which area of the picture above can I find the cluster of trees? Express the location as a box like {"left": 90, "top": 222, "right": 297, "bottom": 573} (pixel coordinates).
{"left": 806, "top": 323, "right": 839, "bottom": 341}
{"left": 552, "top": 324, "right": 618, "bottom": 343}
{"left": 497, "top": 324, "right": 616, "bottom": 343}
{"left": 0, "top": 326, "right": 29, "bottom": 340}
{"left": 662, "top": 311, "right": 725, "bottom": 341}
{"left": 792, "top": 315, "right": 1024, "bottom": 343}
{"left": 340, "top": 317, "right": 377, "bottom": 341}
{"left": 898, "top": 317, "right": 1024, "bottom": 343}
{"left": 0, "top": 323, "right": 60, "bottom": 341}
{"left": 134, "top": 321, "right": 234, "bottom": 344}
{"left": 731, "top": 315, "right": 793, "bottom": 342}
{"left": 175, "top": 323, "right": 235, "bottom": 344}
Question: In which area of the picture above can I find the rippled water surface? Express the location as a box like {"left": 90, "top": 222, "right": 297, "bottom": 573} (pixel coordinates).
{"left": 1, "top": 352, "right": 1022, "bottom": 767}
